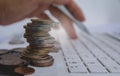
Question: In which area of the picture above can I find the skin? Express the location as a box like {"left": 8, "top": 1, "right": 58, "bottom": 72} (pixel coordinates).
{"left": 0, "top": 0, "right": 85, "bottom": 39}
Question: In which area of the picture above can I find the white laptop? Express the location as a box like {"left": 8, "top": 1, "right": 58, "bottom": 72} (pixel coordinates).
{"left": 0, "top": 24, "right": 120, "bottom": 76}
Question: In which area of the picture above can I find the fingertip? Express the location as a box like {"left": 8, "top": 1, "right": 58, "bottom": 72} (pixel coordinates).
{"left": 79, "top": 17, "right": 86, "bottom": 22}
{"left": 71, "top": 36, "right": 78, "bottom": 40}
{"left": 69, "top": 33, "right": 78, "bottom": 39}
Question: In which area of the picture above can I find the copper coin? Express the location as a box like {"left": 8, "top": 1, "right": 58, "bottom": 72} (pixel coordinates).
{"left": 15, "top": 67, "right": 35, "bottom": 75}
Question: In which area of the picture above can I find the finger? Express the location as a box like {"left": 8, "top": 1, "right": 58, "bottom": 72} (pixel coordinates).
{"left": 49, "top": 6, "right": 77, "bottom": 39}
{"left": 53, "top": 0, "right": 70, "bottom": 5}
{"left": 37, "top": 13, "right": 51, "bottom": 20}
{"left": 65, "top": 0, "right": 85, "bottom": 22}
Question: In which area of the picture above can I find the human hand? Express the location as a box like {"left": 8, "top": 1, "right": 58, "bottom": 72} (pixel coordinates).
{"left": 0, "top": 0, "right": 85, "bottom": 39}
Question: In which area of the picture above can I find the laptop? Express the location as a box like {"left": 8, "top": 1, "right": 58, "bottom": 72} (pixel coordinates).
{"left": 1, "top": 7, "right": 120, "bottom": 76}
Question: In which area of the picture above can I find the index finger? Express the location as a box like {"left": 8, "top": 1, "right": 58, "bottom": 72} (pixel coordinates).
{"left": 65, "top": 0, "right": 85, "bottom": 22}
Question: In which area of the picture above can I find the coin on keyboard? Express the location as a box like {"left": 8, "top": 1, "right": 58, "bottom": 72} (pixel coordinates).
{"left": 15, "top": 67, "right": 35, "bottom": 75}
{"left": 0, "top": 49, "right": 9, "bottom": 55}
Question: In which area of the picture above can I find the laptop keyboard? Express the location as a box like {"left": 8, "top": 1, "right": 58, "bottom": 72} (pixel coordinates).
{"left": 59, "top": 32, "right": 120, "bottom": 73}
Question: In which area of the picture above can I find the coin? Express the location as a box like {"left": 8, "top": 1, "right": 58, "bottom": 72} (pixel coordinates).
{"left": 9, "top": 40, "right": 25, "bottom": 45}
{"left": 27, "top": 37, "right": 55, "bottom": 45}
{"left": 10, "top": 48, "right": 26, "bottom": 53}
{"left": 0, "top": 49, "right": 9, "bottom": 55}
{"left": 15, "top": 67, "right": 35, "bottom": 75}
{"left": 25, "top": 30, "right": 48, "bottom": 35}
{"left": 24, "top": 25, "right": 51, "bottom": 30}
{"left": 22, "top": 53, "right": 48, "bottom": 60}
{"left": 25, "top": 28, "right": 51, "bottom": 32}
{"left": 24, "top": 32, "right": 49, "bottom": 37}
{"left": 29, "top": 43, "right": 54, "bottom": 48}
{"left": 23, "top": 54, "right": 50, "bottom": 60}
{"left": 27, "top": 46, "right": 52, "bottom": 51}
{"left": 30, "top": 56, "right": 54, "bottom": 67}
{"left": 23, "top": 50, "right": 49, "bottom": 56}
{"left": 31, "top": 19, "right": 53, "bottom": 25}
{"left": 26, "top": 22, "right": 50, "bottom": 26}
{"left": 0, "top": 54, "right": 28, "bottom": 73}
{"left": 26, "top": 36, "right": 53, "bottom": 40}
{"left": 22, "top": 52, "right": 48, "bottom": 60}
{"left": 0, "top": 54, "right": 27, "bottom": 66}
{"left": 24, "top": 34, "right": 50, "bottom": 38}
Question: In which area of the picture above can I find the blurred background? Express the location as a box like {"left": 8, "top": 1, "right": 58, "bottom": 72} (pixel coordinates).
{"left": 0, "top": 0, "right": 120, "bottom": 42}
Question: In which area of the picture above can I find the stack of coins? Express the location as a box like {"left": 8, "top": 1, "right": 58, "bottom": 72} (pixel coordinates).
{"left": 22, "top": 19, "right": 56, "bottom": 67}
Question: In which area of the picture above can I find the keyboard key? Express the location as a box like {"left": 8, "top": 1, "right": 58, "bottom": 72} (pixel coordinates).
{"left": 108, "top": 66, "right": 120, "bottom": 73}
{"left": 68, "top": 65, "right": 88, "bottom": 73}
{"left": 88, "top": 65, "right": 108, "bottom": 73}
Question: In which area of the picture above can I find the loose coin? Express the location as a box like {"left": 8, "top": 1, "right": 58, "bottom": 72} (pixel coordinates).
{"left": 11, "top": 48, "right": 26, "bottom": 53}
{"left": 15, "top": 67, "right": 35, "bottom": 75}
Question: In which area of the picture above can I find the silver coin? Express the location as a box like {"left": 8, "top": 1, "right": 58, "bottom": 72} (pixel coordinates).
{"left": 24, "top": 25, "right": 51, "bottom": 31}
{"left": 25, "top": 23, "right": 51, "bottom": 26}
{"left": 27, "top": 38, "right": 55, "bottom": 45}
{"left": 25, "top": 28, "right": 51, "bottom": 32}
{"left": 24, "top": 33, "right": 49, "bottom": 37}
{"left": 27, "top": 36, "right": 54, "bottom": 41}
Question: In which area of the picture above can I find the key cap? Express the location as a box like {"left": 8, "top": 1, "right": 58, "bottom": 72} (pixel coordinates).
{"left": 68, "top": 65, "right": 88, "bottom": 73}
